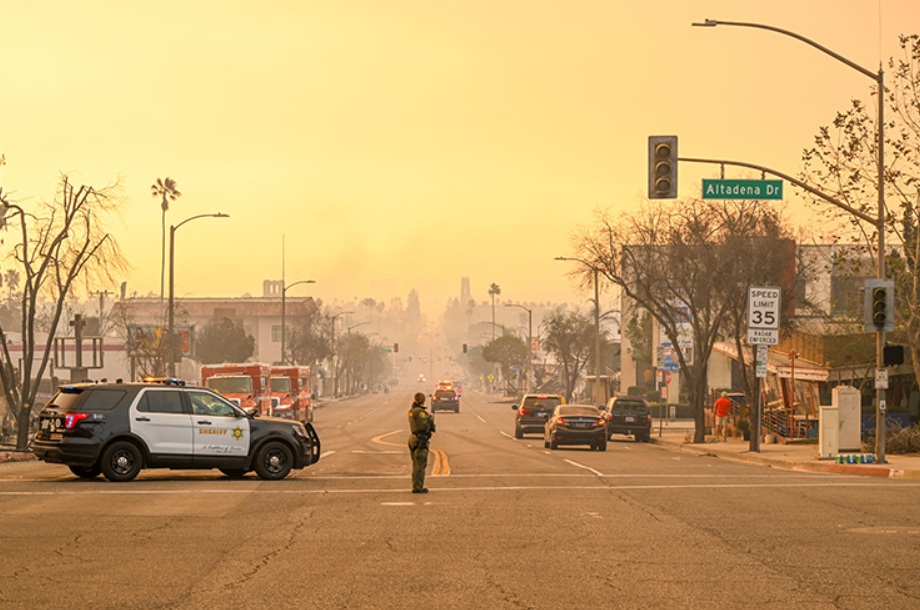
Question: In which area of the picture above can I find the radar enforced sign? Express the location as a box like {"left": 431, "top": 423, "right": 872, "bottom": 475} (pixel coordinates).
{"left": 747, "top": 286, "right": 780, "bottom": 345}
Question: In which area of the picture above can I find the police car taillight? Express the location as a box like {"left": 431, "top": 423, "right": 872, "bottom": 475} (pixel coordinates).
{"left": 64, "top": 413, "right": 90, "bottom": 429}
{"left": 518, "top": 407, "right": 530, "bottom": 416}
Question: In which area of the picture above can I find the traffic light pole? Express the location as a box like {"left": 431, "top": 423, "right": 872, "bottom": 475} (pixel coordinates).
{"left": 690, "top": 17, "right": 888, "bottom": 462}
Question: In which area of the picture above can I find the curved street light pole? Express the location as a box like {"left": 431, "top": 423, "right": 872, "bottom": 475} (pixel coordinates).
{"left": 505, "top": 303, "right": 533, "bottom": 392}
{"left": 693, "top": 18, "right": 888, "bottom": 461}
{"left": 281, "top": 279, "right": 316, "bottom": 365}
{"left": 555, "top": 256, "right": 602, "bottom": 405}
{"left": 168, "top": 213, "right": 229, "bottom": 377}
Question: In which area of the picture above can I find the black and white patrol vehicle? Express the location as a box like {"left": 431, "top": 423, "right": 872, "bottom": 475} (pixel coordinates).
{"left": 32, "top": 379, "right": 321, "bottom": 482}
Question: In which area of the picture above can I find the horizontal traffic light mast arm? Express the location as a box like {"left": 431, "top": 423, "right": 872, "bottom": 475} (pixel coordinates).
{"left": 679, "top": 156, "right": 878, "bottom": 225}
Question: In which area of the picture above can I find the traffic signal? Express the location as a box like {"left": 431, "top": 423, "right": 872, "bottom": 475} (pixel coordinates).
{"left": 648, "top": 135, "right": 678, "bottom": 199}
{"left": 393, "top": 343, "right": 399, "bottom": 353}
{"left": 462, "top": 343, "right": 468, "bottom": 353}
{"left": 883, "top": 345, "right": 904, "bottom": 366}
{"left": 863, "top": 279, "right": 894, "bottom": 332}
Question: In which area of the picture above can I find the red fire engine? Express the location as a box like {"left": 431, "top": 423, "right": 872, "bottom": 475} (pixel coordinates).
{"left": 200, "top": 363, "right": 273, "bottom": 416}
{"left": 270, "top": 365, "right": 313, "bottom": 423}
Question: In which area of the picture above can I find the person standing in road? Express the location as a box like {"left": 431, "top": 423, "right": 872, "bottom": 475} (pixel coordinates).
{"left": 713, "top": 391, "right": 733, "bottom": 442}
{"left": 408, "top": 392, "right": 436, "bottom": 493}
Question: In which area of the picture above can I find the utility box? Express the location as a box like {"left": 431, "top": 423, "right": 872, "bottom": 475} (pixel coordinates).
{"left": 819, "top": 406, "right": 839, "bottom": 459}
{"left": 833, "top": 385, "right": 862, "bottom": 451}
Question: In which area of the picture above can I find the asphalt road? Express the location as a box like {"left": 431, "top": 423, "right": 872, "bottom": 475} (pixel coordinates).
{"left": 2, "top": 387, "right": 920, "bottom": 609}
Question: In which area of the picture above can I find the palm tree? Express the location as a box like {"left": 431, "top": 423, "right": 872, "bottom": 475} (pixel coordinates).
{"left": 150, "top": 177, "right": 181, "bottom": 306}
{"left": 488, "top": 283, "right": 501, "bottom": 340}
{"left": 4, "top": 268, "right": 19, "bottom": 304}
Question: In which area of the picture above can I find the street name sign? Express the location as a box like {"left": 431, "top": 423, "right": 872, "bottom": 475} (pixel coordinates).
{"left": 702, "top": 179, "right": 783, "bottom": 200}
{"left": 747, "top": 286, "right": 781, "bottom": 345}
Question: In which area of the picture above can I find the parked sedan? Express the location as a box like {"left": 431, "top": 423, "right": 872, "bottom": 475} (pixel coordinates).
{"left": 543, "top": 404, "right": 607, "bottom": 451}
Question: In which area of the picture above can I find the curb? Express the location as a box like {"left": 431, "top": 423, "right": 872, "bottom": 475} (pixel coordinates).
{"left": 653, "top": 437, "right": 911, "bottom": 479}
{"left": 0, "top": 451, "right": 35, "bottom": 464}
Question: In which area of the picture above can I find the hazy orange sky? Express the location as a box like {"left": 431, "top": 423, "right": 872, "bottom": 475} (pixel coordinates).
{"left": 1, "top": 1, "right": 918, "bottom": 317}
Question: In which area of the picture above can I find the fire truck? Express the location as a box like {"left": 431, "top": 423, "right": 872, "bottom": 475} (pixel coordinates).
{"left": 270, "top": 365, "right": 313, "bottom": 423}
{"left": 200, "top": 363, "right": 273, "bottom": 416}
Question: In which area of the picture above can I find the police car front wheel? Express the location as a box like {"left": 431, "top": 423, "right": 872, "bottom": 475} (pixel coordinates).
{"left": 254, "top": 441, "right": 294, "bottom": 480}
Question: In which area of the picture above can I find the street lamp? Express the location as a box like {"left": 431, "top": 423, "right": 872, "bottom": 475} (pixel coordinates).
{"left": 505, "top": 303, "right": 532, "bottom": 392}
{"left": 693, "top": 18, "right": 889, "bottom": 461}
{"left": 168, "top": 213, "right": 229, "bottom": 377}
{"left": 281, "top": 279, "right": 316, "bottom": 364}
{"left": 555, "top": 256, "right": 602, "bottom": 405}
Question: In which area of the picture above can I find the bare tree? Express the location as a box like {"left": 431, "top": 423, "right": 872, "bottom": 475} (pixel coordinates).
{"left": 0, "top": 175, "right": 125, "bottom": 450}
{"left": 575, "top": 199, "right": 793, "bottom": 442}
{"left": 802, "top": 34, "right": 920, "bottom": 386}
{"left": 541, "top": 307, "right": 595, "bottom": 402}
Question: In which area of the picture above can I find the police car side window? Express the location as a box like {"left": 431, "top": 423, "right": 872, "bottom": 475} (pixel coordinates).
{"left": 138, "top": 390, "right": 185, "bottom": 414}
{"left": 78, "top": 389, "right": 127, "bottom": 411}
{"left": 190, "top": 391, "right": 237, "bottom": 417}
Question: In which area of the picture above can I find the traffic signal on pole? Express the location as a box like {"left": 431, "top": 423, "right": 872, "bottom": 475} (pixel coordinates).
{"left": 864, "top": 279, "right": 894, "bottom": 332}
{"left": 393, "top": 343, "right": 399, "bottom": 353}
{"left": 648, "top": 135, "right": 678, "bottom": 199}
{"left": 462, "top": 343, "right": 468, "bottom": 354}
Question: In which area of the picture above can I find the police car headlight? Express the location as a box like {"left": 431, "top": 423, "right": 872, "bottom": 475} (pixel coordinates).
{"left": 291, "top": 424, "right": 307, "bottom": 438}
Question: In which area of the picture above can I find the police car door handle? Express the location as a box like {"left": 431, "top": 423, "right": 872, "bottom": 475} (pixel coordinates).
{"left": 135, "top": 417, "right": 151, "bottom": 422}
{"left": 197, "top": 420, "right": 212, "bottom": 425}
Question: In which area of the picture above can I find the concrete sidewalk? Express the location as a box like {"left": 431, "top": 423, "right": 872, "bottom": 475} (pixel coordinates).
{"left": 652, "top": 419, "right": 920, "bottom": 479}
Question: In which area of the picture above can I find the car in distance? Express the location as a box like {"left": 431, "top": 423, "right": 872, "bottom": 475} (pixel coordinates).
{"left": 32, "top": 378, "right": 321, "bottom": 482}
{"left": 512, "top": 393, "right": 565, "bottom": 438}
{"left": 431, "top": 388, "right": 460, "bottom": 413}
{"left": 544, "top": 404, "right": 607, "bottom": 451}
{"left": 602, "top": 396, "right": 652, "bottom": 442}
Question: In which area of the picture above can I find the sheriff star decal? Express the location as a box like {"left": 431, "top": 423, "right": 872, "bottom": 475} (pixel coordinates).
{"left": 232, "top": 426, "right": 244, "bottom": 440}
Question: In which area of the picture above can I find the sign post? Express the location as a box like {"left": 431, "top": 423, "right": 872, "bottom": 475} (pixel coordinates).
{"left": 747, "top": 287, "right": 781, "bottom": 453}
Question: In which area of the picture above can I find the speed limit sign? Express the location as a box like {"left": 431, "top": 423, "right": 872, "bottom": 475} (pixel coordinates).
{"left": 748, "top": 286, "right": 780, "bottom": 345}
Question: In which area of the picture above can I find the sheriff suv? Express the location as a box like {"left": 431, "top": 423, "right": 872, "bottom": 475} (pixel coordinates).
{"left": 32, "top": 379, "right": 321, "bottom": 482}
{"left": 513, "top": 393, "right": 565, "bottom": 438}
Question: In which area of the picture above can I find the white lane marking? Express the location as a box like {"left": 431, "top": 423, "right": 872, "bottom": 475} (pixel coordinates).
{"left": 476, "top": 414, "right": 486, "bottom": 423}
{"left": 499, "top": 431, "right": 516, "bottom": 440}
{"left": 564, "top": 459, "right": 604, "bottom": 477}
{"left": 1, "top": 481, "right": 916, "bottom": 497}
{"left": 320, "top": 450, "right": 337, "bottom": 459}
{"left": 381, "top": 502, "right": 417, "bottom": 506}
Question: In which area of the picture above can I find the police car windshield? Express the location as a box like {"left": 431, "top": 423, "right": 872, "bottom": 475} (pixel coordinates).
{"left": 206, "top": 376, "right": 252, "bottom": 394}
{"left": 271, "top": 377, "right": 292, "bottom": 392}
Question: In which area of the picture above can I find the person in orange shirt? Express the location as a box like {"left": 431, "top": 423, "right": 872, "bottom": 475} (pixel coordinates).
{"left": 713, "top": 391, "right": 733, "bottom": 442}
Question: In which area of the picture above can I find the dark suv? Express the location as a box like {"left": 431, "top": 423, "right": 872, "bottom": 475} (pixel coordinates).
{"left": 601, "top": 396, "right": 652, "bottom": 442}
{"left": 431, "top": 389, "right": 460, "bottom": 413}
{"left": 513, "top": 393, "right": 565, "bottom": 438}
{"left": 32, "top": 379, "right": 321, "bottom": 481}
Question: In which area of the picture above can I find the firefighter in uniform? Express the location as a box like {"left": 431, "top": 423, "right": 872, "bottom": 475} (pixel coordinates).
{"left": 408, "top": 392, "right": 436, "bottom": 493}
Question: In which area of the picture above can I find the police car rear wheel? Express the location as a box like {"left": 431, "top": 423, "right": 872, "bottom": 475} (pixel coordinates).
{"left": 68, "top": 464, "right": 101, "bottom": 479}
{"left": 254, "top": 442, "right": 293, "bottom": 480}
{"left": 101, "top": 441, "right": 142, "bottom": 482}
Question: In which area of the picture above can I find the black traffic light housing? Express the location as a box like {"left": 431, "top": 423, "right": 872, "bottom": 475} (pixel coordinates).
{"left": 883, "top": 345, "right": 904, "bottom": 366}
{"left": 863, "top": 279, "right": 895, "bottom": 332}
{"left": 462, "top": 343, "right": 468, "bottom": 354}
{"left": 393, "top": 343, "right": 399, "bottom": 353}
{"left": 648, "top": 135, "right": 678, "bottom": 199}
